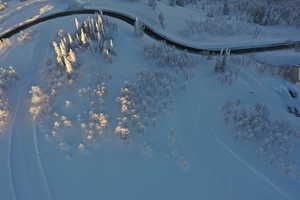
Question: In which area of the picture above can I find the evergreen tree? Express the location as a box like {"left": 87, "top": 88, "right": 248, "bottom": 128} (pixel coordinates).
{"left": 158, "top": 12, "right": 165, "bottom": 29}
{"left": 223, "top": 0, "right": 229, "bottom": 16}
{"left": 134, "top": 18, "right": 144, "bottom": 37}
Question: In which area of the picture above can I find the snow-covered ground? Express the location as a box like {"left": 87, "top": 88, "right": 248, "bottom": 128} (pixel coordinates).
{"left": 0, "top": 0, "right": 300, "bottom": 200}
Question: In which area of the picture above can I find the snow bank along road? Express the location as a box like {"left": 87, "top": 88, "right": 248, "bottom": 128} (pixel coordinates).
{"left": 1, "top": 9, "right": 300, "bottom": 55}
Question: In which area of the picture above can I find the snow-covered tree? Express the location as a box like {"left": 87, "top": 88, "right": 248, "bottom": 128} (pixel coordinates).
{"left": 0, "top": 66, "right": 18, "bottom": 89}
{"left": 169, "top": 0, "right": 176, "bottom": 6}
{"left": 134, "top": 18, "right": 144, "bottom": 37}
{"left": 29, "top": 86, "right": 50, "bottom": 120}
{"left": 75, "top": 18, "right": 80, "bottom": 30}
{"left": 158, "top": 12, "right": 165, "bottom": 29}
{"left": 147, "top": 0, "right": 157, "bottom": 10}
{"left": 214, "top": 48, "right": 231, "bottom": 73}
{"left": 223, "top": 0, "right": 229, "bottom": 15}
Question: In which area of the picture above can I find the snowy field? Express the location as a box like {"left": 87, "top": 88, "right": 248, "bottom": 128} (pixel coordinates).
{"left": 0, "top": 0, "right": 300, "bottom": 200}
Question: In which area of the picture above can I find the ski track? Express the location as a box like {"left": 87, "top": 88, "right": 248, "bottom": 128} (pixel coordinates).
{"left": 7, "top": 80, "right": 53, "bottom": 200}
{"left": 6, "top": 24, "right": 53, "bottom": 200}
{"left": 213, "top": 132, "right": 294, "bottom": 200}
{"left": 8, "top": 82, "right": 54, "bottom": 200}
{"left": 7, "top": 79, "right": 35, "bottom": 200}
{"left": 32, "top": 123, "right": 54, "bottom": 200}
{"left": 7, "top": 85, "right": 25, "bottom": 200}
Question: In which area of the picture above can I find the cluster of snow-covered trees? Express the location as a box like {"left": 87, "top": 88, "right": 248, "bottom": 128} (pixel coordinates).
{"left": 231, "top": 0, "right": 300, "bottom": 26}
{"left": 114, "top": 42, "right": 195, "bottom": 140}
{"left": 213, "top": 49, "right": 243, "bottom": 86}
{"left": 214, "top": 53, "right": 298, "bottom": 87}
{"left": 229, "top": 55, "right": 296, "bottom": 81}
{"left": 222, "top": 100, "right": 300, "bottom": 179}
{"left": 0, "top": 66, "right": 17, "bottom": 89}
{"left": 192, "top": 0, "right": 300, "bottom": 26}
{"left": 0, "top": 66, "right": 18, "bottom": 135}
{"left": 52, "top": 12, "right": 116, "bottom": 74}
{"left": 37, "top": 71, "right": 112, "bottom": 155}
{"left": 144, "top": 42, "right": 195, "bottom": 71}
{"left": 179, "top": 0, "right": 299, "bottom": 41}
{"left": 0, "top": 90, "right": 9, "bottom": 136}
{"left": 28, "top": 86, "right": 50, "bottom": 120}
{"left": 184, "top": 16, "right": 262, "bottom": 38}
{"left": 115, "top": 71, "right": 176, "bottom": 139}
{"left": 37, "top": 14, "right": 118, "bottom": 154}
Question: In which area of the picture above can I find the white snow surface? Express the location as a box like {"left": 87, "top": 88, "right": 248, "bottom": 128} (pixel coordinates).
{"left": 0, "top": 0, "right": 300, "bottom": 200}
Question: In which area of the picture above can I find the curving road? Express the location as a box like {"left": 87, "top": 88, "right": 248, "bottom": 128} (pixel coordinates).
{"left": 0, "top": 9, "right": 300, "bottom": 55}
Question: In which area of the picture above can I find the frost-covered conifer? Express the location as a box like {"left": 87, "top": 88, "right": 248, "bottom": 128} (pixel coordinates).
{"left": 223, "top": 0, "right": 229, "bottom": 15}
{"left": 52, "top": 41, "right": 60, "bottom": 56}
{"left": 158, "top": 12, "right": 165, "bottom": 29}
{"left": 169, "top": 0, "right": 176, "bottom": 6}
{"left": 214, "top": 49, "right": 230, "bottom": 73}
{"left": 63, "top": 56, "right": 73, "bottom": 73}
{"left": 67, "top": 49, "right": 76, "bottom": 63}
{"left": 0, "top": 66, "right": 18, "bottom": 90}
{"left": 147, "top": 0, "right": 157, "bottom": 10}
{"left": 134, "top": 18, "right": 144, "bottom": 37}
{"left": 29, "top": 86, "right": 49, "bottom": 120}
{"left": 75, "top": 18, "right": 80, "bottom": 30}
{"left": 67, "top": 33, "right": 73, "bottom": 44}
{"left": 80, "top": 28, "right": 87, "bottom": 45}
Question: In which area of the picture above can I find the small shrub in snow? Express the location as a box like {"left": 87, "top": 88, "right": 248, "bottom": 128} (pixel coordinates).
{"left": 147, "top": 0, "right": 157, "bottom": 10}
{"left": 0, "top": 91, "right": 9, "bottom": 136}
{"left": 0, "top": 66, "right": 18, "bottom": 89}
{"left": 0, "top": 39, "right": 11, "bottom": 50}
{"left": 216, "top": 68, "right": 240, "bottom": 86}
{"left": 143, "top": 41, "right": 196, "bottom": 91}
{"left": 222, "top": 100, "right": 300, "bottom": 179}
{"left": 167, "top": 128, "right": 190, "bottom": 171}
{"left": 0, "top": 66, "right": 18, "bottom": 135}
{"left": 0, "top": 3, "right": 6, "bottom": 11}
{"left": 29, "top": 86, "right": 50, "bottom": 120}
{"left": 158, "top": 12, "right": 165, "bottom": 29}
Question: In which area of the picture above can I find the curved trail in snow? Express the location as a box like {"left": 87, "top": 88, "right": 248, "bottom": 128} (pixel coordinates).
{"left": 6, "top": 86, "right": 24, "bottom": 200}
{"left": 5, "top": 25, "right": 55, "bottom": 200}
{"left": 32, "top": 123, "right": 54, "bottom": 200}
{"left": 7, "top": 84, "right": 53, "bottom": 200}
{"left": 213, "top": 132, "right": 293, "bottom": 200}
{"left": 0, "top": 9, "right": 300, "bottom": 55}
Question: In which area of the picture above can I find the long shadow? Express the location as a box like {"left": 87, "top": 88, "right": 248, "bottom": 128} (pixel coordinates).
{"left": 0, "top": 9, "right": 300, "bottom": 55}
